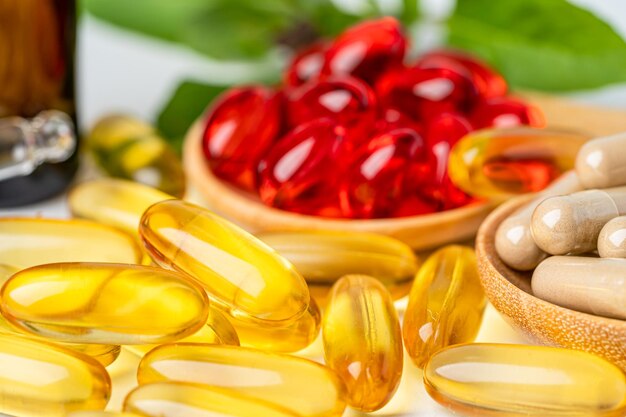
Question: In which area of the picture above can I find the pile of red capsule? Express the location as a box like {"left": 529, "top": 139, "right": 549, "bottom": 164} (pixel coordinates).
{"left": 201, "top": 17, "right": 544, "bottom": 219}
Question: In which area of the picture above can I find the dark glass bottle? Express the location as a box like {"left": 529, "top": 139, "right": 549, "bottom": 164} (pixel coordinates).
{"left": 0, "top": 0, "right": 78, "bottom": 207}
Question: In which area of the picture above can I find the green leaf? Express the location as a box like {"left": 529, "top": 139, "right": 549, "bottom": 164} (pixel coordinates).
{"left": 156, "top": 80, "right": 229, "bottom": 154}
{"left": 448, "top": 0, "right": 626, "bottom": 91}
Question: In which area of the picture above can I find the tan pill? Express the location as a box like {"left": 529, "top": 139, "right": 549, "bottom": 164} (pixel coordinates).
{"left": 576, "top": 133, "right": 626, "bottom": 189}
{"left": 532, "top": 256, "right": 626, "bottom": 320}
{"left": 495, "top": 171, "right": 582, "bottom": 270}
{"left": 531, "top": 186, "right": 626, "bottom": 255}
{"left": 598, "top": 216, "right": 626, "bottom": 258}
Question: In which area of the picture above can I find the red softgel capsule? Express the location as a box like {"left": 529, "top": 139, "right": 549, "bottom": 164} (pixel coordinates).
{"left": 376, "top": 66, "right": 477, "bottom": 122}
{"left": 417, "top": 49, "right": 508, "bottom": 99}
{"left": 471, "top": 97, "right": 544, "bottom": 129}
{"left": 284, "top": 42, "right": 326, "bottom": 88}
{"left": 258, "top": 118, "right": 346, "bottom": 217}
{"left": 202, "top": 86, "right": 282, "bottom": 190}
{"left": 339, "top": 128, "right": 425, "bottom": 219}
{"left": 287, "top": 76, "right": 377, "bottom": 146}
{"left": 322, "top": 17, "right": 407, "bottom": 85}
{"left": 375, "top": 107, "right": 423, "bottom": 135}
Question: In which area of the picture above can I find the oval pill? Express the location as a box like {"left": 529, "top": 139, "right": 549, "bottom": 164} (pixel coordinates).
{"left": 532, "top": 256, "right": 626, "bottom": 320}
{"left": 576, "top": 133, "right": 626, "bottom": 189}
{"left": 137, "top": 343, "right": 347, "bottom": 417}
{"left": 323, "top": 275, "right": 403, "bottom": 411}
{"left": 598, "top": 216, "right": 626, "bottom": 258}
{"left": 403, "top": 245, "right": 486, "bottom": 368}
{"left": 124, "top": 382, "right": 300, "bottom": 417}
{"left": 0, "top": 334, "right": 111, "bottom": 416}
{"left": 424, "top": 343, "right": 626, "bottom": 417}
{"left": 258, "top": 230, "right": 419, "bottom": 304}
{"left": 139, "top": 199, "right": 310, "bottom": 323}
{"left": 495, "top": 171, "right": 582, "bottom": 270}
{"left": 0, "top": 263, "right": 208, "bottom": 345}
{"left": 531, "top": 187, "right": 626, "bottom": 255}
{"left": 0, "top": 218, "right": 142, "bottom": 268}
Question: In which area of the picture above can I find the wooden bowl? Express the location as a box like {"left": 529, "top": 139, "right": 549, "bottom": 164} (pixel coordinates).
{"left": 476, "top": 196, "right": 626, "bottom": 371}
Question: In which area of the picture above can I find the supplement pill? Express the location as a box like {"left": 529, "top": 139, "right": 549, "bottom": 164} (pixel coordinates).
{"left": 68, "top": 413, "right": 142, "bottom": 417}
{"left": 323, "top": 275, "right": 403, "bottom": 411}
{"left": 124, "top": 382, "right": 300, "bottom": 417}
{"left": 495, "top": 171, "right": 582, "bottom": 270}
{"left": 138, "top": 343, "right": 347, "bottom": 417}
{"left": 598, "top": 216, "right": 626, "bottom": 258}
{"left": 424, "top": 343, "right": 626, "bottom": 417}
{"left": 0, "top": 334, "right": 111, "bottom": 416}
{"left": 0, "top": 263, "right": 208, "bottom": 344}
{"left": 139, "top": 199, "right": 310, "bottom": 323}
{"left": 531, "top": 186, "right": 626, "bottom": 255}
{"left": 0, "top": 218, "right": 142, "bottom": 267}
{"left": 532, "top": 256, "right": 626, "bottom": 320}
{"left": 403, "top": 245, "right": 486, "bottom": 368}
{"left": 576, "top": 133, "right": 626, "bottom": 189}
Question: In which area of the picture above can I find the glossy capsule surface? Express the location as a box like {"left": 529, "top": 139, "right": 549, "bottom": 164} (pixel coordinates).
{"left": 323, "top": 275, "right": 403, "bottom": 411}
{"left": 69, "top": 178, "right": 172, "bottom": 236}
{"left": 0, "top": 217, "right": 142, "bottom": 268}
{"left": 0, "top": 334, "right": 111, "bottom": 416}
{"left": 258, "top": 230, "right": 419, "bottom": 304}
{"left": 124, "top": 382, "right": 300, "bottom": 417}
{"left": 138, "top": 343, "right": 347, "bottom": 417}
{"left": 576, "top": 132, "right": 626, "bottom": 189}
{"left": 139, "top": 200, "right": 310, "bottom": 323}
{"left": 68, "top": 413, "right": 142, "bottom": 417}
{"left": 599, "top": 216, "right": 626, "bottom": 258}
{"left": 448, "top": 128, "right": 587, "bottom": 199}
{"left": 403, "top": 245, "right": 486, "bottom": 368}
{"left": 424, "top": 344, "right": 626, "bottom": 417}
{"left": 0, "top": 263, "right": 208, "bottom": 345}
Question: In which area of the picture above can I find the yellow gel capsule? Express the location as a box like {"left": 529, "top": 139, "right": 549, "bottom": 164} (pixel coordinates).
{"left": 448, "top": 128, "right": 587, "bottom": 199}
{"left": 126, "top": 307, "right": 240, "bottom": 357}
{"left": 139, "top": 199, "right": 310, "bottom": 323}
{"left": 258, "top": 230, "right": 419, "bottom": 305}
{"left": 424, "top": 343, "right": 626, "bottom": 417}
{"left": 322, "top": 275, "right": 403, "bottom": 412}
{"left": 403, "top": 245, "right": 486, "bottom": 368}
{"left": 87, "top": 115, "right": 185, "bottom": 198}
{"left": 0, "top": 263, "right": 208, "bottom": 345}
{"left": 68, "top": 412, "right": 142, "bottom": 417}
{"left": 0, "top": 334, "right": 111, "bottom": 416}
{"left": 0, "top": 217, "right": 142, "bottom": 268}
{"left": 138, "top": 343, "right": 347, "bottom": 417}
{"left": 69, "top": 178, "right": 172, "bottom": 237}
{"left": 124, "top": 382, "right": 301, "bottom": 417}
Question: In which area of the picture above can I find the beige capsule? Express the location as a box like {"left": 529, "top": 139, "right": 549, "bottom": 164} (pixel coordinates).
{"left": 495, "top": 171, "right": 582, "bottom": 270}
{"left": 598, "top": 216, "right": 626, "bottom": 258}
{"left": 532, "top": 256, "right": 626, "bottom": 320}
{"left": 576, "top": 133, "right": 626, "bottom": 189}
{"left": 531, "top": 187, "right": 626, "bottom": 255}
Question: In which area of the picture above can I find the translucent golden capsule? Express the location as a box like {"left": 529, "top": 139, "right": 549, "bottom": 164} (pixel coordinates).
{"left": 0, "top": 334, "right": 111, "bottom": 416}
{"left": 0, "top": 217, "right": 142, "bottom": 268}
{"left": 258, "top": 230, "right": 419, "bottom": 305}
{"left": 403, "top": 245, "right": 486, "bottom": 368}
{"left": 322, "top": 275, "right": 403, "bottom": 412}
{"left": 68, "top": 412, "right": 142, "bottom": 417}
{"left": 424, "top": 344, "right": 626, "bottom": 417}
{"left": 138, "top": 343, "right": 347, "bottom": 417}
{"left": 0, "top": 263, "right": 208, "bottom": 345}
{"left": 124, "top": 382, "right": 301, "bottom": 417}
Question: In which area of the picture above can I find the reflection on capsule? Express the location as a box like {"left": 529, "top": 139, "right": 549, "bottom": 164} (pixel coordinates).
{"left": 68, "top": 412, "right": 142, "bottom": 417}
{"left": 137, "top": 343, "right": 347, "bottom": 417}
{"left": 0, "top": 263, "right": 208, "bottom": 345}
{"left": 424, "top": 344, "right": 626, "bottom": 417}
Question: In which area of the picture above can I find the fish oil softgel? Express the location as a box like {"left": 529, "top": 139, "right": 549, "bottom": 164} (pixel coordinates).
{"left": 322, "top": 275, "right": 403, "bottom": 411}
{"left": 138, "top": 343, "right": 347, "bottom": 417}
{"left": 448, "top": 128, "right": 587, "bottom": 199}
{"left": 403, "top": 245, "right": 486, "bottom": 368}
{"left": 258, "top": 230, "right": 419, "bottom": 304}
{"left": 124, "top": 382, "right": 300, "bottom": 417}
{"left": 424, "top": 344, "right": 626, "bottom": 417}
{"left": 0, "top": 263, "right": 208, "bottom": 344}
{"left": 0, "top": 218, "right": 142, "bottom": 267}
{"left": 0, "top": 334, "right": 111, "bottom": 416}
{"left": 68, "top": 413, "right": 142, "bottom": 417}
